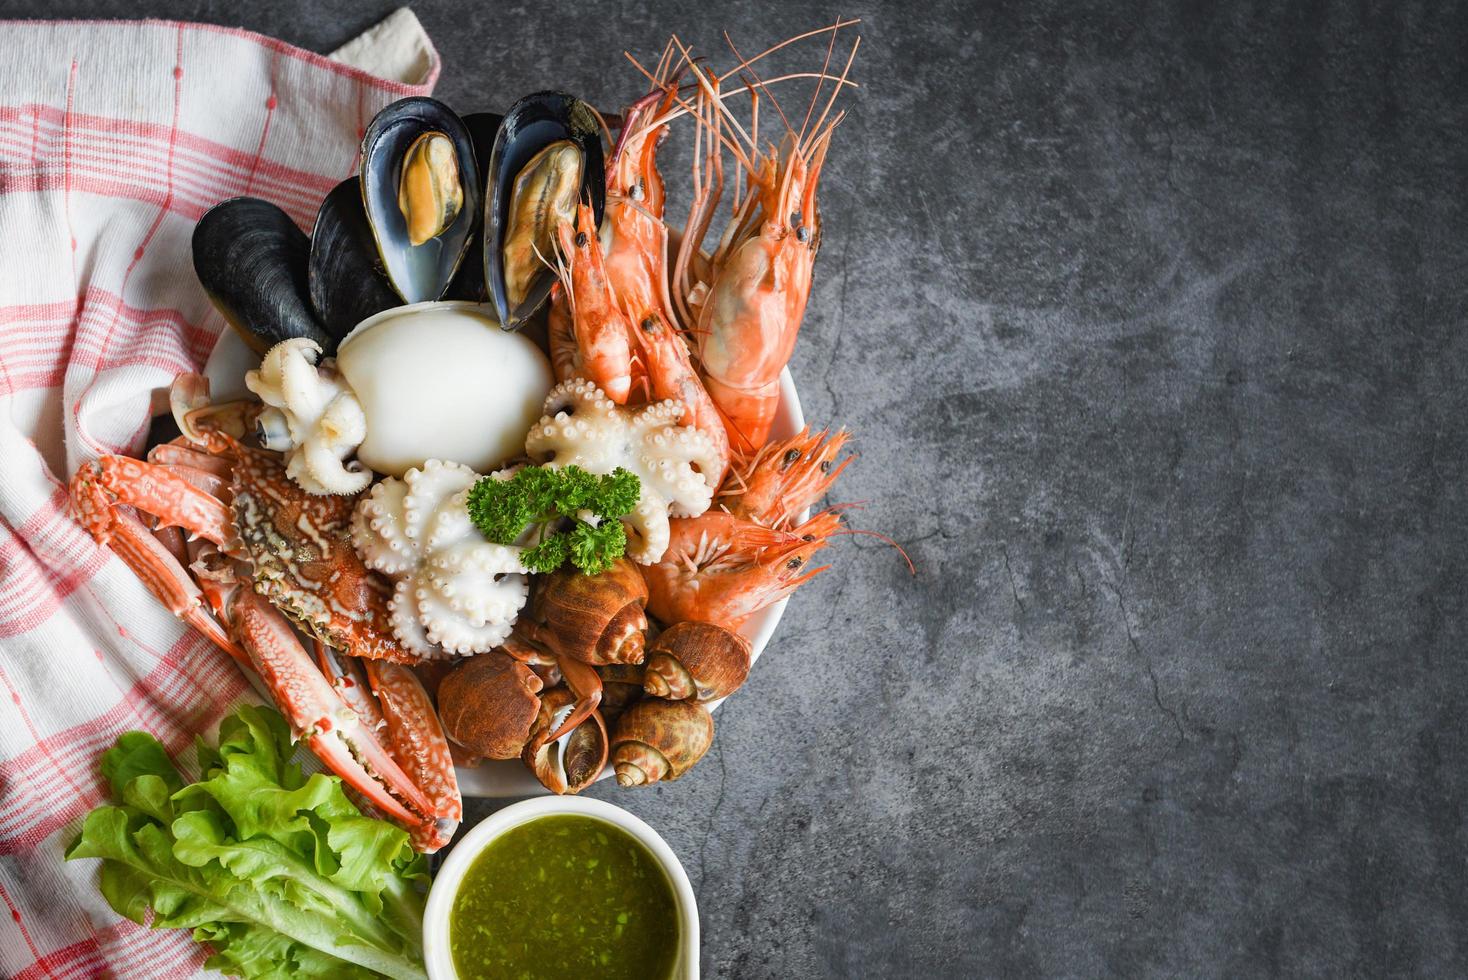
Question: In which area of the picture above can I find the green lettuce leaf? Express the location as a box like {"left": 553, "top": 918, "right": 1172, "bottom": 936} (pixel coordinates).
{"left": 67, "top": 706, "right": 427, "bottom": 980}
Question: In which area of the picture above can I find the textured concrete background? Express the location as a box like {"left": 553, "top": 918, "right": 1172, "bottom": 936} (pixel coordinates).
{"left": 7, "top": 1, "right": 1467, "bottom": 976}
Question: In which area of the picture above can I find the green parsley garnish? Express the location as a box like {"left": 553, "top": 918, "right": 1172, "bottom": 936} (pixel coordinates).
{"left": 466, "top": 465, "right": 641, "bottom": 575}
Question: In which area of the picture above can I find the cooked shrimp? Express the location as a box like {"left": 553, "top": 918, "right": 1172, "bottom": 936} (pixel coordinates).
{"left": 642, "top": 509, "right": 839, "bottom": 627}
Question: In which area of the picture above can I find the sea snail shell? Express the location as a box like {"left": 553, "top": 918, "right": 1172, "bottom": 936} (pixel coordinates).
{"left": 642, "top": 621, "right": 752, "bottom": 703}
{"left": 610, "top": 698, "right": 714, "bottom": 787}
{"left": 530, "top": 558, "right": 648, "bottom": 666}
{"left": 437, "top": 653, "right": 543, "bottom": 760}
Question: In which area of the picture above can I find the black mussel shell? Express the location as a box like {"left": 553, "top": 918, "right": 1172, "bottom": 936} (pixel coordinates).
{"left": 360, "top": 97, "right": 481, "bottom": 304}
{"left": 191, "top": 197, "right": 329, "bottom": 354}
{"left": 486, "top": 92, "right": 606, "bottom": 331}
{"left": 445, "top": 111, "right": 504, "bottom": 303}
{"left": 308, "top": 178, "right": 402, "bottom": 344}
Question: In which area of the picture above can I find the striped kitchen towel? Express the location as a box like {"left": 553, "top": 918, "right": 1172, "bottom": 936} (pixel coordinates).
{"left": 0, "top": 11, "right": 437, "bottom": 977}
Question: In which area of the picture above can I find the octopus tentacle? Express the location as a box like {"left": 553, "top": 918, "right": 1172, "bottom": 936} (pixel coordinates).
{"left": 524, "top": 378, "right": 718, "bottom": 564}
{"left": 352, "top": 459, "right": 529, "bottom": 657}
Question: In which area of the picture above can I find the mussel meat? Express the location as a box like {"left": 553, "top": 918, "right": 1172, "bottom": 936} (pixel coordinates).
{"left": 610, "top": 698, "right": 714, "bottom": 787}
{"left": 643, "top": 621, "right": 752, "bottom": 703}
{"left": 521, "top": 686, "right": 609, "bottom": 794}
{"left": 485, "top": 92, "right": 605, "bottom": 330}
{"left": 192, "top": 198, "right": 330, "bottom": 354}
{"left": 398, "top": 132, "right": 464, "bottom": 246}
{"left": 361, "top": 97, "right": 480, "bottom": 304}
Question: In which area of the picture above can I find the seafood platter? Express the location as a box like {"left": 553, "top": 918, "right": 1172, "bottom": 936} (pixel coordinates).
{"left": 69, "top": 25, "right": 878, "bottom": 861}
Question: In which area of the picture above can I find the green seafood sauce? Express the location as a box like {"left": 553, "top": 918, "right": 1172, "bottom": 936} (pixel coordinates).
{"left": 449, "top": 814, "right": 679, "bottom": 980}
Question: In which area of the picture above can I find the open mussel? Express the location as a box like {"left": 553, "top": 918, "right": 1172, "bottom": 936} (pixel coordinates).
{"left": 361, "top": 97, "right": 481, "bottom": 304}
{"left": 192, "top": 198, "right": 330, "bottom": 354}
{"left": 308, "top": 179, "right": 402, "bottom": 342}
{"left": 486, "top": 92, "right": 605, "bottom": 330}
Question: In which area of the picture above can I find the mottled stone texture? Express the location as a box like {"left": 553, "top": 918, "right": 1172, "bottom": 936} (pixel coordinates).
{"left": 12, "top": 0, "right": 1467, "bottom": 975}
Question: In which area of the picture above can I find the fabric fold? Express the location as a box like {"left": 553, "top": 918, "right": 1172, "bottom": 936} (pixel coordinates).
{"left": 0, "top": 11, "right": 437, "bottom": 978}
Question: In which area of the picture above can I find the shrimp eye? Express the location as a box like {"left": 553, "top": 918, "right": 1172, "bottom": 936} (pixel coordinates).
{"left": 575, "top": 231, "right": 589, "bottom": 248}
{"left": 802, "top": 534, "right": 816, "bottom": 542}
{"left": 781, "top": 448, "right": 801, "bottom": 470}
{"left": 641, "top": 317, "right": 658, "bottom": 334}
{"left": 630, "top": 181, "right": 646, "bottom": 201}
{"left": 820, "top": 460, "right": 833, "bottom": 473}
{"left": 796, "top": 226, "right": 811, "bottom": 243}
{"left": 786, "top": 556, "right": 804, "bottom": 570}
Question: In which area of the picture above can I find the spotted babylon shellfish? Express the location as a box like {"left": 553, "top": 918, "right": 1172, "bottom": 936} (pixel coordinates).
{"left": 351, "top": 459, "right": 530, "bottom": 656}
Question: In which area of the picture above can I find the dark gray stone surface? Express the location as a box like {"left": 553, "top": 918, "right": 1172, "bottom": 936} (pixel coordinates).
{"left": 8, "top": 0, "right": 1466, "bottom": 975}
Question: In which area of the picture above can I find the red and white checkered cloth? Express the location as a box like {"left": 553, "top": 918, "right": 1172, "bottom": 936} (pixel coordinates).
{"left": 0, "top": 13, "right": 438, "bottom": 977}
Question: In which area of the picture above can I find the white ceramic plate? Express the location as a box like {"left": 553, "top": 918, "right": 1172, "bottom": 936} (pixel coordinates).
{"left": 204, "top": 319, "right": 802, "bottom": 798}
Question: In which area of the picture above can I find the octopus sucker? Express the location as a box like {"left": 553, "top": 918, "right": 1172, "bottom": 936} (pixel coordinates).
{"left": 351, "top": 459, "right": 529, "bottom": 657}
{"left": 523, "top": 379, "right": 720, "bottom": 564}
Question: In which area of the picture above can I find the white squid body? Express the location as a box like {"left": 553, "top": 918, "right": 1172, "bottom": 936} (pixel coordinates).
{"left": 350, "top": 459, "right": 529, "bottom": 657}
{"left": 525, "top": 379, "right": 721, "bottom": 563}
{"left": 246, "top": 338, "right": 370, "bottom": 495}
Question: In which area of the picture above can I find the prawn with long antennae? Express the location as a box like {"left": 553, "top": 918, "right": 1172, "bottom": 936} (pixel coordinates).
{"left": 601, "top": 51, "right": 732, "bottom": 484}
{"left": 641, "top": 509, "right": 840, "bottom": 629}
{"left": 667, "top": 21, "right": 862, "bottom": 453}
{"left": 548, "top": 201, "right": 638, "bottom": 403}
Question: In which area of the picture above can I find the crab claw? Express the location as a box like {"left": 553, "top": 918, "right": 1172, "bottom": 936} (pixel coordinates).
{"left": 232, "top": 590, "right": 454, "bottom": 850}
{"left": 522, "top": 686, "right": 608, "bottom": 794}
{"left": 362, "top": 659, "right": 461, "bottom": 851}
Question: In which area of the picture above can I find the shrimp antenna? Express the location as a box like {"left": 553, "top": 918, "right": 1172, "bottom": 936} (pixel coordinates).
{"left": 806, "top": 33, "right": 861, "bottom": 158}
{"left": 723, "top": 29, "right": 796, "bottom": 146}
{"left": 716, "top": 18, "right": 862, "bottom": 82}
{"left": 799, "top": 18, "right": 844, "bottom": 146}
{"left": 830, "top": 526, "right": 917, "bottom": 576}
{"left": 535, "top": 238, "right": 573, "bottom": 317}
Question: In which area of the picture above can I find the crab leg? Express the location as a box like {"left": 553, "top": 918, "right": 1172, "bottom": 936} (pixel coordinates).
{"left": 72, "top": 477, "right": 243, "bottom": 669}
{"left": 315, "top": 641, "right": 387, "bottom": 733}
{"left": 362, "top": 660, "right": 462, "bottom": 851}
{"left": 231, "top": 590, "right": 442, "bottom": 839}
{"left": 147, "top": 442, "right": 232, "bottom": 477}
{"left": 317, "top": 644, "right": 462, "bottom": 848}
{"left": 72, "top": 457, "right": 231, "bottom": 547}
{"left": 545, "top": 656, "right": 604, "bottom": 746}
{"left": 506, "top": 623, "right": 605, "bottom": 747}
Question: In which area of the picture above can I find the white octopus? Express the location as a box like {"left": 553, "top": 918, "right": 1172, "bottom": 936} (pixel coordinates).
{"left": 350, "top": 459, "right": 529, "bottom": 657}
{"left": 525, "top": 379, "right": 720, "bottom": 564}
{"left": 246, "top": 338, "right": 371, "bottom": 495}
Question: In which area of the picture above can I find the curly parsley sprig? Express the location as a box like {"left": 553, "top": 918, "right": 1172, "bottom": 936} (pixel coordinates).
{"left": 466, "top": 465, "right": 641, "bottom": 575}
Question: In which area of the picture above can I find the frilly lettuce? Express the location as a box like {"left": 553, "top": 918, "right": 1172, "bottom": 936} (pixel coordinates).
{"left": 66, "top": 705, "right": 428, "bottom": 979}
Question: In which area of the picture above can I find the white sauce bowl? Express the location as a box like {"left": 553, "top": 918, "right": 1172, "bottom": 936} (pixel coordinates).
{"left": 423, "top": 796, "right": 700, "bottom": 980}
